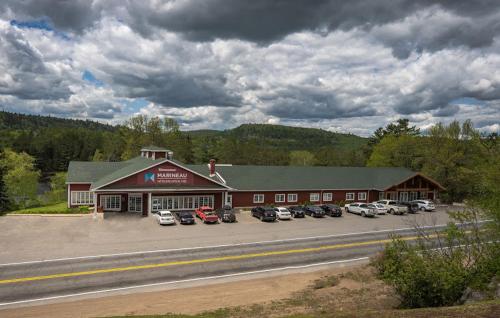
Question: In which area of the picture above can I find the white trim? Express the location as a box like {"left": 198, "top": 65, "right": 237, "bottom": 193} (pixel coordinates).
{"left": 128, "top": 193, "right": 143, "bottom": 213}
{"left": 100, "top": 195, "right": 121, "bottom": 211}
{"left": 91, "top": 159, "right": 231, "bottom": 191}
{"left": 275, "top": 193, "right": 285, "bottom": 203}
{"left": 323, "top": 192, "right": 333, "bottom": 201}
{"left": 67, "top": 185, "right": 70, "bottom": 208}
{"left": 253, "top": 194, "right": 264, "bottom": 204}
{"left": 287, "top": 193, "right": 298, "bottom": 202}
{"left": 346, "top": 192, "right": 355, "bottom": 201}
{"left": 230, "top": 188, "right": 382, "bottom": 192}
{"left": 70, "top": 191, "right": 94, "bottom": 205}
{"left": 309, "top": 193, "right": 320, "bottom": 202}
{"left": 94, "top": 188, "right": 227, "bottom": 192}
{"left": 215, "top": 171, "right": 226, "bottom": 184}
{"left": 358, "top": 192, "right": 367, "bottom": 201}
{"left": 147, "top": 193, "right": 152, "bottom": 215}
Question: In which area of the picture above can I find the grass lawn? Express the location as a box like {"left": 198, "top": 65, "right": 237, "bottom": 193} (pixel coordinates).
{"left": 7, "top": 202, "right": 90, "bottom": 214}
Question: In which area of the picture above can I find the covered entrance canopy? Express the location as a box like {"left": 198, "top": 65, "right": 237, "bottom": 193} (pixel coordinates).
{"left": 90, "top": 158, "right": 231, "bottom": 215}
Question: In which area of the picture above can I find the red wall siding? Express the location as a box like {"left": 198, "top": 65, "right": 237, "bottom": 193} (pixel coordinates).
{"left": 230, "top": 190, "right": 373, "bottom": 208}
{"left": 69, "top": 184, "right": 91, "bottom": 191}
{"left": 103, "top": 161, "right": 218, "bottom": 189}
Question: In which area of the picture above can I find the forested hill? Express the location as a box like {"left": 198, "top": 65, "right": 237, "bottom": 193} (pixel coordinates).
{"left": 0, "top": 111, "right": 368, "bottom": 173}
{"left": 0, "top": 111, "right": 116, "bottom": 131}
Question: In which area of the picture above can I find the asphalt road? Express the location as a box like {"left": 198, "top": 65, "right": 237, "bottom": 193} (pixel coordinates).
{"left": 0, "top": 226, "right": 446, "bottom": 307}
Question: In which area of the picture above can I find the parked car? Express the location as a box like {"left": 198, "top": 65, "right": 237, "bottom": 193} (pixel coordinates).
{"left": 195, "top": 206, "right": 219, "bottom": 224}
{"left": 376, "top": 200, "right": 407, "bottom": 215}
{"left": 398, "top": 201, "right": 419, "bottom": 213}
{"left": 345, "top": 202, "right": 376, "bottom": 217}
{"left": 303, "top": 205, "right": 326, "bottom": 217}
{"left": 216, "top": 205, "right": 237, "bottom": 222}
{"left": 251, "top": 206, "right": 277, "bottom": 222}
{"left": 175, "top": 211, "right": 195, "bottom": 225}
{"left": 288, "top": 206, "right": 306, "bottom": 218}
{"left": 369, "top": 203, "right": 388, "bottom": 215}
{"left": 320, "top": 204, "right": 342, "bottom": 217}
{"left": 275, "top": 207, "right": 292, "bottom": 220}
{"left": 411, "top": 200, "right": 436, "bottom": 211}
{"left": 156, "top": 210, "right": 176, "bottom": 225}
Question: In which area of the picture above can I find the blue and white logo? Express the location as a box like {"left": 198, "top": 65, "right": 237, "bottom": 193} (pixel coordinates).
{"left": 144, "top": 172, "right": 155, "bottom": 183}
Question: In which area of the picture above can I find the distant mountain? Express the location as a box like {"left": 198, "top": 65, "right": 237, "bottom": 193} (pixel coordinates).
{"left": 0, "top": 111, "right": 117, "bottom": 132}
{"left": 187, "top": 123, "right": 367, "bottom": 151}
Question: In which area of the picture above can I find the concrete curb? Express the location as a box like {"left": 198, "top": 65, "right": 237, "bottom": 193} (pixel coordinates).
{"left": 4, "top": 213, "right": 91, "bottom": 217}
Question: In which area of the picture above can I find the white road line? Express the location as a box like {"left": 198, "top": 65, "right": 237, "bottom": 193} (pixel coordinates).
{"left": 0, "top": 225, "right": 448, "bottom": 266}
{"left": 0, "top": 256, "right": 370, "bottom": 307}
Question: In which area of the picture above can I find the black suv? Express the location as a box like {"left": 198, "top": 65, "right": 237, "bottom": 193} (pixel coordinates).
{"left": 175, "top": 211, "right": 195, "bottom": 225}
{"left": 320, "top": 204, "right": 342, "bottom": 217}
{"left": 303, "top": 205, "right": 326, "bottom": 217}
{"left": 251, "top": 206, "right": 277, "bottom": 222}
{"left": 217, "top": 205, "right": 237, "bottom": 223}
{"left": 288, "top": 206, "right": 306, "bottom": 218}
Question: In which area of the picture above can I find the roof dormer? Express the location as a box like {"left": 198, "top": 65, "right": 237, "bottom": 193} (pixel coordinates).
{"left": 140, "top": 146, "right": 173, "bottom": 160}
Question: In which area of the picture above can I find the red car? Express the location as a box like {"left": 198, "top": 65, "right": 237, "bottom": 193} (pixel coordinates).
{"left": 195, "top": 206, "right": 219, "bottom": 224}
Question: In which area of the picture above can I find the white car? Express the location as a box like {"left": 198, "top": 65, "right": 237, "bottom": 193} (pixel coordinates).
{"left": 275, "top": 207, "right": 292, "bottom": 220}
{"left": 376, "top": 200, "right": 407, "bottom": 215}
{"left": 369, "top": 203, "right": 387, "bottom": 215}
{"left": 156, "top": 210, "right": 176, "bottom": 225}
{"left": 411, "top": 200, "right": 436, "bottom": 211}
{"left": 345, "top": 202, "right": 376, "bottom": 217}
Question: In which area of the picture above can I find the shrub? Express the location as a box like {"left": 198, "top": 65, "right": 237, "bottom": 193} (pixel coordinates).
{"left": 78, "top": 205, "right": 90, "bottom": 213}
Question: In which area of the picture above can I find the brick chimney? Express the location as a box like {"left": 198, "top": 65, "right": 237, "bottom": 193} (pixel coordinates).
{"left": 209, "top": 159, "right": 216, "bottom": 177}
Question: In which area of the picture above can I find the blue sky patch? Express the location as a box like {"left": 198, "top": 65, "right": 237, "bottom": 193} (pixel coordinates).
{"left": 82, "top": 70, "right": 104, "bottom": 87}
{"left": 450, "top": 97, "right": 485, "bottom": 106}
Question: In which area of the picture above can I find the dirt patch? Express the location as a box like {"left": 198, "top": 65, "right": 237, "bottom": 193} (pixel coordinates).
{"left": 0, "top": 264, "right": 403, "bottom": 318}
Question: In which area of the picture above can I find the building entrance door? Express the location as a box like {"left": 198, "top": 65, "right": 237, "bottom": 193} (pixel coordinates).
{"left": 225, "top": 194, "right": 232, "bottom": 207}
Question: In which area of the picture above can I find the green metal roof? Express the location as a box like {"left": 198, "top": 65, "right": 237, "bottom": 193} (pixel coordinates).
{"left": 67, "top": 157, "right": 419, "bottom": 192}
{"left": 186, "top": 165, "right": 417, "bottom": 191}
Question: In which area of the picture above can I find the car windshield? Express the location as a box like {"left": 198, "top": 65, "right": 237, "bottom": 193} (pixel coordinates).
{"left": 160, "top": 212, "right": 171, "bottom": 217}
{"left": 311, "top": 206, "right": 322, "bottom": 212}
{"left": 264, "top": 208, "right": 275, "bottom": 213}
{"left": 367, "top": 204, "right": 376, "bottom": 208}
{"left": 360, "top": 204, "right": 368, "bottom": 208}
{"left": 181, "top": 213, "right": 192, "bottom": 217}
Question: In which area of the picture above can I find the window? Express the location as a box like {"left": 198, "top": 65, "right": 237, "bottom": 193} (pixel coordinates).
{"left": 358, "top": 192, "right": 367, "bottom": 200}
{"left": 128, "top": 194, "right": 142, "bottom": 213}
{"left": 275, "top": 194, "right": 285, "bottom": 203}
{"left": 253, "top": 194, "right": 264, "bottom": 204}
{"left": 410, "top": 191, "right": 418, "bottom": 201}
{"left": 310, "top": 193, "right": 320, "bottom": 202}
{"left": 101, "top": 195, "right": 121, "bottom": 211}
{"left": 287, "top": 193, "right": 298, "bottom": 202}
{"left": 379, "top": 192, "right": 384, "bottom": 200}
{"left": 323, "top": 192, "right": 332, "bottom": 201}
{"left": 151, "top": 195, "right": 214, "bottom": 212}
{"left": 346, "top": 192, "right": 355, "bottom": 201}
{"left": 71, "top": 191, "right": 94, "bottom": 205}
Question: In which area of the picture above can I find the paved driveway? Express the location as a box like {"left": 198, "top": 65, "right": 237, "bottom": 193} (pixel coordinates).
{"left": 0, "top": 208, "right": 454, "bottom": 263}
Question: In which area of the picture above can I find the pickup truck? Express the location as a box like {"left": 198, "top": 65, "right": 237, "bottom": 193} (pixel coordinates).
{"left": 195, "top": 206, "right": 219, "bottom": 224}
{"left": 375, "top": 200, "right": 407, "bottom": 215}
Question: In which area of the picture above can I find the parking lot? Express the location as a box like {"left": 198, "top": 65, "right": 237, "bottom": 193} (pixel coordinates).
{"left": 0, "top": 207, "right": 455, "bottom": 264}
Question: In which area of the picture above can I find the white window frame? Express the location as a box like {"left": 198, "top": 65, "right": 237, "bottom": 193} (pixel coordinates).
{"left": 151, "top": 195, "right": 214, "bottom": 212}
{"left": 310, "top": 193, "right": 320, "bottom": 202}
{"left": 358, "top": 192, "right": 367, "bottom": 201}
{"left": 287, "top": 193, "right": 298, "bottom": 203}
{"left": 100, "top": 195, "right": 121, "bottom": 211}
{"left": 346, "top": 192, "right": 355, "bottom": 201}
{"left": 275, "top": 193, "right": 285, "bottom": 203}
{"left": 253, "top": 194, "right": 264, "bottom": 204}
{"left": 70, "top": 191, "right": 94, "bottom": 205}
{"left": 323, "top": 192, "right": 333, "bottom": 202}
{"left": 128, "top": 194, "right": 143, "bottom": 213}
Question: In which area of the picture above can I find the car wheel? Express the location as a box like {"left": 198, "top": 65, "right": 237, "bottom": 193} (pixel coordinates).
{"left": 389, "top": 208, "right": 394, "bottom": 214}
{"left": 420, "top": 207, "right": 425, "bottom": 211}
{"left": 361, "top": 211, "right": 366, "bottom": 217}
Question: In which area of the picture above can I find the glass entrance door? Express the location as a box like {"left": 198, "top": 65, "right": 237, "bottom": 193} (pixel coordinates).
{"left": 399, "top": 192, "right": 409, "bottom": 202}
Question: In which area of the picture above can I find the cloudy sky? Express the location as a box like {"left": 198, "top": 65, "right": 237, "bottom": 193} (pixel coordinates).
{"left": 0, "top": 0, "right": 499, "bottom": 136}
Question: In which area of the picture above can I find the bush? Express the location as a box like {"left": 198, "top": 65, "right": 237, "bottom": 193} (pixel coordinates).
{"left": 372, "top": 237, "right": 469, "bottom": 308}
{"left": 372, "top": 206, "right": 500, "bottom": 309}
{"left": 78, "top": 205, "right": 90, "bottom": 213}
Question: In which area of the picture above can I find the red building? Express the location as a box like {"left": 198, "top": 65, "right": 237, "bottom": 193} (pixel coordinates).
{"left": 66, "top": 146, "right": 444, "bottom": 215}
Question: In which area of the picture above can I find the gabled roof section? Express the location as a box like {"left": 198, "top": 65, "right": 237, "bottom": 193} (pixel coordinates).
{"left": 186, "top": 165, "right": 419, "bottom": 191}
